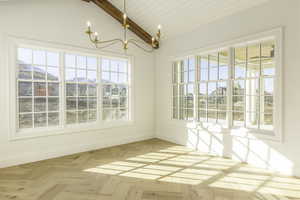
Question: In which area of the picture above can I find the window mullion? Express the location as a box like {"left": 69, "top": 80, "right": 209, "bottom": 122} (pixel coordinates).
{"left": 258, "top": 44, "right": 262, "bottom": 129}
{"left": 86, "top": 57, "right": 90, "bottom": 123}
{"left": 194, "top": 56, "right": 198, "bottom": 121}
{"left": 244, "top": 47, "right": 248, "bottom": 128}
{"left": 176, "top": 62, "right": 180, "bottom": 120}
{"left": 217, "top": 53, "right": 220, "bottom": 124}
{"left": 228, "top": 48, "right": 234, "bottom": 129}
{"left": 60, "top": 52, "right": 65, "bottom": 127}
{"left": 31, "top": 50, "right": 35, "bottom": 128}
{"left": 45, "top": 53, "right": 49, "bottom": 127}
{"left": 173, "top": 62, "right": 179, "bottom": 120}
{"left": 98, "top": 57, "right": 102, "bottom": 122}
{"left": 75, "top": 56, "right": 78, "bottom": 124}
{"left": 206, "top": 57, "right": 209, "bottom": 123}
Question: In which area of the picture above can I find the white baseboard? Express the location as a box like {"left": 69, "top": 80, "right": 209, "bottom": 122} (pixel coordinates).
{"left": 0, "top": 132, "right": 154, "bottom": 169}
{"left": 156, "top": 133, "right": 184, "bottom": 145}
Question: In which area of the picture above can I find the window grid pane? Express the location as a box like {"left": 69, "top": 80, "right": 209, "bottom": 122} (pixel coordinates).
{"left": 102, "top": 58, "right": 130, "bottom": 121}
{"left": 65, "top": 54, "right": 98, "bottom": 124}
{"left": 198, "top": 50, "right": 229, "bottom": 124}
{"left": 232, "top": 40, "right": 275, "bottom": 130}
{"left": 172, "top": 58, "right": 195, "bottom": 120}
{"left": 17, "top": 47, "right": 60, "bottom": 129}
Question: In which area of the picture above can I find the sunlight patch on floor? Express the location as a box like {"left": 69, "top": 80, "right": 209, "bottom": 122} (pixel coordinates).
{"left": 110, "top": 161, "right": 146, "bottom": 168}
{"left": 126, "top": 157, "right": 159, "bottom": 163}
{"left": 258, "top": 177, "right": 300, "bottom": 198}
{"left": 210, "top": 181, "right": 259, "bottom": 192}
{"left": 258, "top": 187, "right": 300, "bottom": 198}
{"left": 159, "top": 176, "right": 203, "bottom": 185}
{"left": 144, "top": 164, "right": 181, "bottom": 172}
{"left": 133, "top": 168, "right": 171, "bottom": 176}
{"left": 83, "top": 144, "right": 300, "bottom": 198}
{"left": 236, "top": 166, "right": 274, "bottom": 174}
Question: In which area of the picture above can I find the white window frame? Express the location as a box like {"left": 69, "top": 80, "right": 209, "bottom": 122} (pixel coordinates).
{"left": 172, "top": 57, "right": 197, "bottom": 121}
{"left": 7, "top": 36, "right": 134, "bottom": 141}
{"left": 63, "top": 53, "right": 99, "bottom": 125}
{"left": 196, "top": 49, "right": 230, "bottom": 126}
{"left": 170, "top": 28, "right": 283, "bottom": 142}
{"left": 100, "top": 57, "right": 131, "bottom": 122}
{"left": 16, "top": 47, "right": 62, "bottom": 130}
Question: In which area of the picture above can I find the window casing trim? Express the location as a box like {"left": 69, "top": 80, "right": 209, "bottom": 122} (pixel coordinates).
{"left": 7, "top": 36, "right": 135, "bottom": 141}
{"left": 170, "top": 27, "right": 283, "bottom": 142}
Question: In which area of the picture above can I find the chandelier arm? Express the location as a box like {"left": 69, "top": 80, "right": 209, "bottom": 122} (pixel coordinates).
{"left": 128, "top": 38, "right": 155, "bottom": 49}
{"left": 128, "top": 38, "right": 147, "bottom": 44}
{"left": 87, "top": 32, "right": 123, "bottom": 45}
{"left": 127, "top": 39, "right": 154, "bottom": 53}
{"left": 88, "top": 32, "right": 96, "bottom": 43}
{"left": 95, "top": 38, "right": 124, "bottom": 45}
{"left": 95, "top": 40, "right": 123, "bottom": 49}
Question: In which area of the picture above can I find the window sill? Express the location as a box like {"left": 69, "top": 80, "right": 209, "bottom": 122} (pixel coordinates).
{"left": 169, "top": 119, "right": 281, "bottom": 142}
{"left": 169, "top": 119, "right": 229, "bottom": 131}
{"left": 10, "top": 120, "right": 135, "bottom": 141}
{"left": 229, "top": 127, "right": 280, "bottom": 142}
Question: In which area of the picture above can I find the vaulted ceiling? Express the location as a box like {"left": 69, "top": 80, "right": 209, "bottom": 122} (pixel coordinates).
{"left": 109, "top": 0, "right": 270, "bottom": 38}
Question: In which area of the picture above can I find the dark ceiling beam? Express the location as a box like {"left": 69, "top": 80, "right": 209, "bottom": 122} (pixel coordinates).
{"left": 82, "top": 0, "right": 158, "bottom": 48}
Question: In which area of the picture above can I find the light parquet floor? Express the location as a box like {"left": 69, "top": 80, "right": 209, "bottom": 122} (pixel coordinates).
{"left": 0, "top": 139, "right": 300, "bottom": 200}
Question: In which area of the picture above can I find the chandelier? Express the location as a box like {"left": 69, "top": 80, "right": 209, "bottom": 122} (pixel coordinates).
{"left": 85, "top": 0, "right": 161, "bottom": 52}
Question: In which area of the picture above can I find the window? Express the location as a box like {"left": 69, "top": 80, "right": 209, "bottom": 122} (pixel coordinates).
{"left": 65, "top": 54, "right": 98, "bottom": 124}
{"left": 198, "top": 51, "right": 229, "bottom": 125}
{"left": 101, "top": 58, "right": 130, "bottom": 121}
{"left": 17, "top": 48, "right": 60, "bottom": 129}
{"left": 233, "top": 41, "right": 275, "bottom": 131}
{"left": 172, "top": 34, "right": 280, "bottom": 136}
{"left": 172, "top": 57, "right": 196, "bottom": 121}
{"left": 15, "top": 45, "right": 131, "bottom": 135}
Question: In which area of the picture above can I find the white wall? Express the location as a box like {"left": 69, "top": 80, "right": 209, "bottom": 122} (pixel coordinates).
{"left": 155, "top": 0, "right": 300, "bottom": 176}
{"left": 0, "top": 0, "right": 155, "bottom": 167}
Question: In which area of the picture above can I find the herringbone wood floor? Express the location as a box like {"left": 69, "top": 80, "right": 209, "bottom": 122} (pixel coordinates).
{"left": 0, "top": 139, "right": 300, "bottom": 200}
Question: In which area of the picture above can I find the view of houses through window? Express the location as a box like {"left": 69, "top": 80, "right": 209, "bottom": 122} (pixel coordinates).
{"left": 17, "top": 48, "right": 60, "bottom": 129}
{"left": 172, "top": 39, "right": 275, "bottom": 131}
{"left": 198, "top": 51, "right": 229, "bottom": 125}
{"left": 65, "top": 54, "right": 98, "bottom": 124}
{"left": 101, "top": 58, "right": 129, "bottom": 121}
{"left": 172, "top": 57, "right": 195, "bottom": 121}
{"left": 16, "top": 47, "right": 131, "bottom": 131}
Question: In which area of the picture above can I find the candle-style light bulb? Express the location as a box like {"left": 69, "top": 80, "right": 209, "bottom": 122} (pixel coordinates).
{"left": 157, "top": 25, "right": 161, "bottom": 40}
{"left": 123, "top": 13, "right": 128, "bottom": 27}
{"left": 151, "top": 37, "right": 156, "bottom": 48}
{"left": 94, "top": 32, "right": 99, "bottom": 41}
{"left": 87, "top": 21, "right": 91, "bottom": 28}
